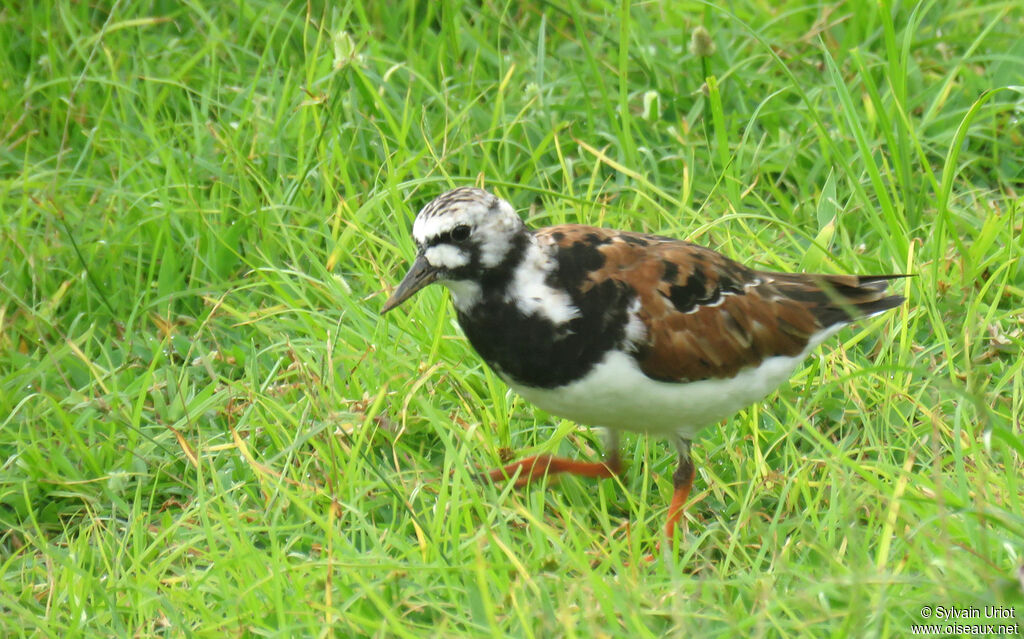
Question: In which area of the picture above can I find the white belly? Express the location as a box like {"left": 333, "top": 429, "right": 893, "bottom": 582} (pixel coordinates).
{"left": 507, "top": 329, "right": 838, "bottom": 439}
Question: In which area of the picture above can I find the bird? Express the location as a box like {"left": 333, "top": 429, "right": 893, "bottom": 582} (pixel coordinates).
{"left": 381, "top": 186, "right": 906, "bottom": 546}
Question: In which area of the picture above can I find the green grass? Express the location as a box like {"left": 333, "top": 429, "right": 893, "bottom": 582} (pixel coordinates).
{"left": 2, "top": 0, "right": 1023, "bottom": 636}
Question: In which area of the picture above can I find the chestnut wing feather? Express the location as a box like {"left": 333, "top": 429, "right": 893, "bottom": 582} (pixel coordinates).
{"left": 538, "top": 225, "right": 905, "bottom": 383}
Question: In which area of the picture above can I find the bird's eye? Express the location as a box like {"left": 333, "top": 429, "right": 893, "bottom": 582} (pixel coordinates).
{"left": 450, "top": 225, "right": 471, "bottom": 242}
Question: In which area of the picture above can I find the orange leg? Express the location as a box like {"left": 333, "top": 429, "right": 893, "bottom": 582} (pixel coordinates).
{"left": 664, "top": 452, "right": 695, "bottom": 543}
{"left": 483, "top": 452, "right": 622, "bottom": 488}
{"left": 634, "top": 447, "right": 697, "bottom": 563}
{"left": 483, "top": 435, "right": 695, "bottom": 561}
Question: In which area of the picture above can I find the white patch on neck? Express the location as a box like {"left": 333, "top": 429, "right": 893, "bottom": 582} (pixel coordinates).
{"left": 505, "top": 239, "right": 580, "bottom": 325}
{"left": 442, "top": 279, "right": 482, "bottom": 311}
{"left": 424, "top": 244, "right": 469, "bottom": 269}
{"left": 477, "top": 200, "right": 519, "bottom": 267}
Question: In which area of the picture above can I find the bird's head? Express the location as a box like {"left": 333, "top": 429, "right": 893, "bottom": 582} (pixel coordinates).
{"left": 381, "top": 187, "right": 526, "bottom": 313}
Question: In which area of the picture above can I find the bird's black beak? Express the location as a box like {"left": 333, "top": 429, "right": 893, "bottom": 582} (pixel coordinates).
{"left": 381, "top": 253, "right": 439, "bottom": 314}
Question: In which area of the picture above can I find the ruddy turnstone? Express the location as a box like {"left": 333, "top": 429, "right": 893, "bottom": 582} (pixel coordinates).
{"left": 382, "top": 187, "right": 906, "bottom": 544}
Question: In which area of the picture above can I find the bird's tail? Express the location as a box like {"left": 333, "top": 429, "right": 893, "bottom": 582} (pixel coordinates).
{"left": 767, "top": 273, "right": 910, "bottom": 328}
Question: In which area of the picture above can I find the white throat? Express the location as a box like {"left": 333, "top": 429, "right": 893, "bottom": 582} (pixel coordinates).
{"left": 504, "top": 238, "right": 580, "bottom": 325}
{"left": 443, "top": 279, "right": 482, "bottom": 311}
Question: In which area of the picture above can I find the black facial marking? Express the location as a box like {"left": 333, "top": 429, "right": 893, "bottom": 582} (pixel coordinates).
{"left": 622, "top": 234, "right": 650, "bottom": 247}
{"left": 551, "top": 231, "right": 565, "bottom": 242}
{"left": 440, "top": 242, "right": 482, "bottom": 279}
{"left": 470, "top": 233, "right": 528, "bottom": 289}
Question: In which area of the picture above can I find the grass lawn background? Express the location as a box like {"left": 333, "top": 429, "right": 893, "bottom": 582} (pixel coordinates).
{"left": 2, "top": 1, "right": 1023, "bottom": 636}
